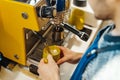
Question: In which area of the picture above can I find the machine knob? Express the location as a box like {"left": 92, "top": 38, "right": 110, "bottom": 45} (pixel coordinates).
{"left": 37, "top": 6, "right": 56, "bottom": 18}
{"left": 73, "top": 0, "right": 86, "bottom": 7}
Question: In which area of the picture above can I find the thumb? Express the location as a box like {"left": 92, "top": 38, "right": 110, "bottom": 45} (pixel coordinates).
{"left": 57, "top": 46, "right": 66, "bottom": 51}
{"left": 57, "top": 57, "right": 68, "bottom": 64}
{"left": 47, "top": 54, "right": 55, "bottom": 63}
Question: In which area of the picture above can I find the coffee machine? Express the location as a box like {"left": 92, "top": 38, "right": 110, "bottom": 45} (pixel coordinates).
{"left": 0, "top": 0, "right": 71, "bottom": 72}
{"left": 0, "top": 0, "right": 90, "bottom": 74}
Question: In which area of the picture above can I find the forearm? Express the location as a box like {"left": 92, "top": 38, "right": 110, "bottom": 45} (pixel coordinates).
{"left": 41, "top": 75, "right": 60, "bottom": 80}
{"left": 40, "top": 70, "right": 60, "bottom": 80}
{"left": 50, "top": 70, "right": 60, "bottom": 80}
{"left": 52, "top": 74, "right": 60, "bottom": 80}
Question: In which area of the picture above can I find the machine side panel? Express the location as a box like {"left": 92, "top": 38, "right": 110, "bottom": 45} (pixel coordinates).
{"left": 0, "top": 0, "right": 40, "bottom": 65}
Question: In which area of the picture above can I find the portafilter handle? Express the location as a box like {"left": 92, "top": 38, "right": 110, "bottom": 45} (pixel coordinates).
{"left": 61, "top": 23, "right": 89, "bottom": 41}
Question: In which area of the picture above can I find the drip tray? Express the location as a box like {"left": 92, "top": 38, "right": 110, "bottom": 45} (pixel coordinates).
{"left": 27, "top": 40, "right": 64, "bottom": 62}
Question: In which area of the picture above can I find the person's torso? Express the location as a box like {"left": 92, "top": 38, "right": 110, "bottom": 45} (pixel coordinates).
{"left": 82, "top": 24, "right": 120, "bottom": 80}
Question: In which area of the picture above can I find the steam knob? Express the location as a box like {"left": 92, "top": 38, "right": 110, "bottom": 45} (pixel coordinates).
{"left": 73, "top": 0, "right": 86, "bottom": 7}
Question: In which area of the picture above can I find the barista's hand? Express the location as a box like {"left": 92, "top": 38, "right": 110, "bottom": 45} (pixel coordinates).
{"left": 57, "top": 46, "right": 83, "bottom": 64}
{"left": 38, "top": 54, "right": 60, "bottom": 80}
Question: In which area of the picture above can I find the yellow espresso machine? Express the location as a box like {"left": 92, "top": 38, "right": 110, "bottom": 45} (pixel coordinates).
{"left": 0, "top": 0, "right": 89, "bottom": 74}
{"left": 0, "top": 0, "right": 72, "bottom": 67}
{"left": 0, "top": 0, "right": 49, "bottom": 65}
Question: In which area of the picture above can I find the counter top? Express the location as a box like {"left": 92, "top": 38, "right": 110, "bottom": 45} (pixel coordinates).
{"left": 0, "top": 65, "right": 39, "bottom": 80}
